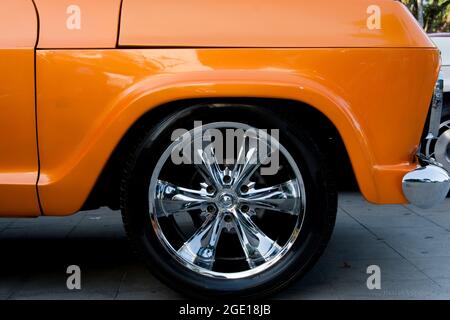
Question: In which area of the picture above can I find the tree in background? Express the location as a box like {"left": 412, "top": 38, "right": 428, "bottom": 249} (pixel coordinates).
{"left": 401, "top": 0, "right": 450, "bottom": 32}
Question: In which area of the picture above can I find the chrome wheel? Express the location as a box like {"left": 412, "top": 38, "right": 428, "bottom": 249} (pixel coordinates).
{"left": 148, "top": 122, "right": 306, "bottom": 279}
{"left": 425, "top": 119, "right": 450, "bottom": 172}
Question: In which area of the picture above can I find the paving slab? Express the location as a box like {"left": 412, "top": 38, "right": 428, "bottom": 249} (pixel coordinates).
{"left": 0, "top": 192, "right": 449, "bottom": 299}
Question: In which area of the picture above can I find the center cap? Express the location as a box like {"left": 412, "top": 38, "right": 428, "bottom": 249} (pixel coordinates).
{"left": 218, "top": 193, "right": 235, "bottom": 209}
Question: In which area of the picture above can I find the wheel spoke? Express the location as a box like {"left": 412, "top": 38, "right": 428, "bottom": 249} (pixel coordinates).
{"left": 231, "top": 209, "right": 281, "bottom": 268}
{"left": 177, "top": 213, "right": 224, "bottom": 270}
{"left": 195, "top": 146, "right": 223, "bottom": 188}
{"left": 240, "top": 179, "right": 300, "bottom": 215}
{"left": 150, "top": 122, "right": 307, "bottom": 277}
{"left": 231, "top": 131, "right": 278, "bottom": 187}
{"left": 156, "top": 180, "right": 210, "bottom": 217}
{"left": 232, "top": 141, "right": 261, "bottom": 187}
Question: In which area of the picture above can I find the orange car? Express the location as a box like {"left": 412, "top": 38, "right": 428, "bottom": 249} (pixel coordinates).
{"left": 0, "top": 0, "right": 449, "bottom": 298}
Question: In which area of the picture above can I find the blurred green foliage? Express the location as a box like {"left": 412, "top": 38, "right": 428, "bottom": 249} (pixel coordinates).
{"left": 401, "top": 0, "right": 450, "bottom": 32}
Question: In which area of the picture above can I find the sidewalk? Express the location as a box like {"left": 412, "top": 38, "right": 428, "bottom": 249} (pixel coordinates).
{"left": 0, "top": 192, "right": 449, "bottom": 300}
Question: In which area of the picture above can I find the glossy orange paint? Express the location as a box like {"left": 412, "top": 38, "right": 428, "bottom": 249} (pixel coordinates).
{"left": 0, "top": 0, "right": 40, "bottom": 216}
{"left": 0, "top": 0, "right": 441, "bottom": 216}
{"left": 36, "top": 48, "right": 440, "bottom": 215}
{"left": 34, "top": 0, "right": 121, "bottom": 48}
{"left": 0, "top": 50, "right": 40, "bottom": 216}
{"left": 119, "top": 0, "right": 434, "bottom": 48}
{"left": 0, "top": 0, "right": 37, "bottom": 48}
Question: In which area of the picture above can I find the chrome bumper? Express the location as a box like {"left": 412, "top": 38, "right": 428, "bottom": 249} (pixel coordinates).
{"left": 402, "top": 74, "right": 450, "bottom": 209}
{"left": 402, "top": 165, "right": 450, "bottom": 209}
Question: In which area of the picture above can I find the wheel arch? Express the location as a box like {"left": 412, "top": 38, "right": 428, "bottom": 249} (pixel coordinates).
{"left": 39, "top": 77, "right": 376, "bottom": 215}
{"left": 82, "top": 97, "right": 365, "bottom": 212}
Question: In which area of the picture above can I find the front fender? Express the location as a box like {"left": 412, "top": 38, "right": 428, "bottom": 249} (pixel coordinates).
{"left": 36, "top": 49, "right": 438, "bottom": 215}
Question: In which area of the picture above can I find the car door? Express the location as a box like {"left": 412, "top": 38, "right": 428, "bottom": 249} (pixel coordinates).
{"left": 32, "top": 0, "right": 121, "bottom": 215}
{"left": 0, "top": 0, "right": 40, "bottom": 216}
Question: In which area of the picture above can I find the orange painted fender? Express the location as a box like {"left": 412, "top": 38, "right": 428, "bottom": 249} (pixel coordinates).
{"left": 36, "top": 49, "right": 439, "bottom": 215}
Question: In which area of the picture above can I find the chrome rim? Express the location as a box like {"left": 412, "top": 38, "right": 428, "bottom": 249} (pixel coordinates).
{"left": 148, "top": 122, "right": 306, "bottom": 279}
{"left": 425, "top": 119, "right": 450, "bottom": 172}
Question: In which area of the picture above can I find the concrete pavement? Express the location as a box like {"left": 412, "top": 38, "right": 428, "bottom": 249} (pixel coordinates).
{"left": 0, "top": 192, "right": 449, "bottom": 300}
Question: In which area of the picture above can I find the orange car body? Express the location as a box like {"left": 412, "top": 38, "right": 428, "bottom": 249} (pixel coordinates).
{"left": 0, "top": 0, "right": 440, "bottom": 216}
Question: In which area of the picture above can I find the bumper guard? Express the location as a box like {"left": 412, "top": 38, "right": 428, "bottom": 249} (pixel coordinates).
{"left": 402, "top": 75, "right": 450, "bottom": 209}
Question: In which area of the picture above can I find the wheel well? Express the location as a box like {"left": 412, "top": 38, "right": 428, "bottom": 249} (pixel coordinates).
{"left": 81, "top": 98, "right": 357, "bottom": 211}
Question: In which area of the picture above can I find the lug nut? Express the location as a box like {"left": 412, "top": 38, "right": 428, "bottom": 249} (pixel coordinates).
{"left": 240, "top": 204, "right": 250, "bottom": 213}
{"left": 240, "top": 185, "right": 249, "bottom": 193}
{"left": 224, "top": 214, "right": 233, "bottom": 223}
{"left": 206, "top": 185, "right": 215, "bottom": 194}
{"left": 207, "top": 204, "right": 216, "bottom": 214}
{"left": 223, "top": 175, "right": 231, "bottom": 184}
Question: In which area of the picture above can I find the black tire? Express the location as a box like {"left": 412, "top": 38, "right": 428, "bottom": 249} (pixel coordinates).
{"left": 120, "top": 104, "right": 337, "bottom": 299}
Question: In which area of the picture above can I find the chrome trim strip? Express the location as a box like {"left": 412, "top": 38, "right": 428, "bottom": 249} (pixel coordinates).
{"left": 427, "top": 75, "right": 444, "bottom": 139}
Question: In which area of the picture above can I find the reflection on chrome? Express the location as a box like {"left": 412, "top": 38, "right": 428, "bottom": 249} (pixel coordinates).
{"left": 149, "top": 122, "right": 305, "bottom": 279}
{"left": 402, "top": 165, "right": 450, "bottom": 209}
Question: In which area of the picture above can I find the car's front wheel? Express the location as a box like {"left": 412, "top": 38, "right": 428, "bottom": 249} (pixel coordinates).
{"left": 120, "top": 104, "right": 337, "bottom": 299}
